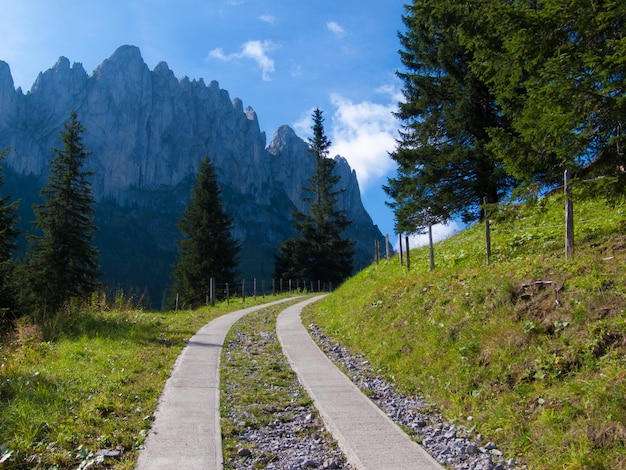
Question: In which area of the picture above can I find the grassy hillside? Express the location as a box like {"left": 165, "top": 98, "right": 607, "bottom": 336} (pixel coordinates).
{"left": 1, "top": 178, "right": 624, "bottom": 469}
{"left": 305, "top": 180, "right": 626, "bottom": 469}
{"left": 0, "top": 295, "right": 291, "bottom": 469}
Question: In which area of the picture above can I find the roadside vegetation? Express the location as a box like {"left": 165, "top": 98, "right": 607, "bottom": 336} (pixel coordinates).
{"left": 1, "top": 184, "right": 624, "bottom": 470}
{"left": 0, "top": 295, "right": 286, "bottom": 469}
{"left": 304, "top": 184, "right": 626, "bottom": 470}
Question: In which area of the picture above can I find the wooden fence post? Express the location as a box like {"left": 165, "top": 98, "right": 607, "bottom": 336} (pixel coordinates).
{"left": 565, "top": 169, "right": 574, "bottom": 259}
{"left": 385, "top": 234, "right": 390, "bottom": 261}
{"left": 225, "top": 282, "right": 230, "bottom": 304}
{"left": 399, "top": 233, "right": 404, "bottom": 266}
{"left": 375, "top": 239, "right": 380, "bottom": 264}
{"left": 210, "top": 277, "right": 215, "bottom": 306}
{"left": 405, "top": 235, "right": 410, "bottom": 270}
{"left": 428, "top": 224, "right": 435, "bottom": 271}
{"left": 242, "top": 279, "right": 246, "bottom": 303}
{"left": 484, "top": 197, "right": 492, "bottom": 265}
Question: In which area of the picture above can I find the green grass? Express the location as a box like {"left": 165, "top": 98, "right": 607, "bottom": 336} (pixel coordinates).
{"left": 2, "top": 181, "right": 625, "bottom": 469}
{"left": 304, "top": 183, "right": 626, "bottom": 470}
{"left": 220, "top": 301, "right": 339, "bottom": 468}
{"left": 0, "top": 294, "right": 288, "bottom": 469}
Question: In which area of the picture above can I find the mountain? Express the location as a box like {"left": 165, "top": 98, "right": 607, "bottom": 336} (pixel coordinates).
{"left": 0, "top": 45, "right": 387, "bottom": 307}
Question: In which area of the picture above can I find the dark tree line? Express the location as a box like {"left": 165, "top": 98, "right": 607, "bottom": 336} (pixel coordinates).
{"left": 1, "top": 108, "right": 355, "bottom": 322}
{"left": 171, "top": 156, "right": 240, "bottom": 307}
{"left": 22, "top": 111, "right": 100, "bottom": 320}
{"left": 386, "top": 0, "right": 626, "bottom": 235}
{"left": 0, "top": 114, "right": 97, "bottom": 324}
{"left": 172, "top": 109, "right": 356, "bottom": 303}
{"left": 0, "top": 112, "right": 101, "bottom": 325}
{"left": 0, "top": 113, "right": 242, "bottom": 320}
{"left": 0, "top": 148, "right": 20, "bottom": 320}
{"left": 274, "top": 109, "right": 355, "bottom": 286}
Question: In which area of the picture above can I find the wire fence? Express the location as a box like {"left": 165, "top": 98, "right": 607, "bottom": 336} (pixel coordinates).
{"left": 394, "top": 172, "right": 623, "bottom": 271}
{"left": 174, "top": 278, "right": 335, "bottom": 310}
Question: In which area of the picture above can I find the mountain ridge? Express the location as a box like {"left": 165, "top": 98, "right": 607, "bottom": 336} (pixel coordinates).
{"left": 0, "top": 45, "right": 387, "bottom": 305}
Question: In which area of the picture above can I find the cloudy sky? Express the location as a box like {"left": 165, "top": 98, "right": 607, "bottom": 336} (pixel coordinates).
{"left": 0, "top": 0, "right": 461, "bottom": 247}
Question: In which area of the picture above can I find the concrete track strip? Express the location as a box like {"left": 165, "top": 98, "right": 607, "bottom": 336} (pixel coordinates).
{"left": 136, "top": 297, "right": 300, "bottom": 470}
{"left": 277, "top": 296, "right": 443, "bottom": 470}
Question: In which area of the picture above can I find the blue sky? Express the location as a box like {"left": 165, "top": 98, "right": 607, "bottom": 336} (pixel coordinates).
{"left": 0, "top": 0, "right": 461, "bottom": 247}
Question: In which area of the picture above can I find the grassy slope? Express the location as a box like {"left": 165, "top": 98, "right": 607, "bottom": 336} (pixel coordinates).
{"left": 306, "top": 184, "right": 626, "bottom": 469}
{"left": 1, "top": 183, "right": 625, "bottom": 469}
{"left": 0, "top": 296, "right": 286, "bottom": 469}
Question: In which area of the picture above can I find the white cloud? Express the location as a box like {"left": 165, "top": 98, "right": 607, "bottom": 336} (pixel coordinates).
{"left": 375, "top": 83, "right": 403, "bottom": 103}
{"left": 241, "top": 41, "right": 276, "bottom": 80}
{"left": 403, "top": 221, "right": 464, "bottom": 249}
{"left": 293, "top": 107, "right": 315, "bottom": 137}
{"left": 207, "top": 40, "right": 278, "bottom": 81}
{"left": 327, "top": 93, "right": 398, "bottom": 190}
{"left": 259, "top": 14, "right": 276, "bottom": 24}
{"left": 327, "top": 21, "right": 347, "bottom": 37}
{"left": 208, "top": 48, "right": 228, "bottom": 61}
{"left": 289, "top": 60, "right": 302, "bottom": 78}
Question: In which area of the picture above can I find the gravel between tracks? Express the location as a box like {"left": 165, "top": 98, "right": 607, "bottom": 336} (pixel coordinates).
{"left": 219, "top": 303, "right": 526, "bottom": 470}
{"left": 308, "top": 324, "right": 527, "bottom": 470}
{"left": 220, "top": 309, "right": 355, "bottom": 470}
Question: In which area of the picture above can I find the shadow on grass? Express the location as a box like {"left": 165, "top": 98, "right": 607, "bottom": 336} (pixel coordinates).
{"left": 48, "top": 308, "right": 199, "bottom": 349}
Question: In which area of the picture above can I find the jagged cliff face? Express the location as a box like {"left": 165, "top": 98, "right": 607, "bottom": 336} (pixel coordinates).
{"left": 1, "top": 46, "right": 271, "bottom": 201}
{"left": 0, "top": 45, "right": 385, "bottom": 304}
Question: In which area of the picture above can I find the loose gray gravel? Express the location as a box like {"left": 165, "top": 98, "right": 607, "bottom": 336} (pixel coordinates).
{"left": 220, "top": 307, "right": 527, "bottom": 470}
{"left": 221, "top": 318, "right": 356, "bottom": 470}
{"left": 308, "top": 324, "right": 527, "bottom": 470}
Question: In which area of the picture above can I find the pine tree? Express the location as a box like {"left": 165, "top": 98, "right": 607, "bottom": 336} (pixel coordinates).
{"left": 274, "top": 109, "right": 354, "bottom": 286}
{"left": 172, "top": 156, "right": 239, "bottom": 306}
{"left": 24, "top": 111, "right": 100, "bottom": 319}
{"left": 460, "top": 0, "right": 626, "bottom": 191}
{"left": 385, "top": 0, "right": 512, "bottom": 232}
{"left": 0, "top": 148, "right": 20, "bottom": 320}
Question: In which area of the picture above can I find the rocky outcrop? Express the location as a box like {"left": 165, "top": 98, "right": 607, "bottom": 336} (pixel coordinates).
{"left": 0, "top": 45, "right": 386, "bottom": 302}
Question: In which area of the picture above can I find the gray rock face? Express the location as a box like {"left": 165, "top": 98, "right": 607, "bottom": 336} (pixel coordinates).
{"left": 2, "top": 46, "right": 272, "bottom": 201}
{"left": 0, "top": 45, "right": 386, "bottom": 299}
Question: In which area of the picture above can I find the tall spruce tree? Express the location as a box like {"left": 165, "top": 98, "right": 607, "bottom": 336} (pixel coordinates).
{"left": 459, "top": 0, "right": 626, "bottom": 192}
{"left": 172, "top": 156, "right": 239, "bottom": 306}
{"left": 0, "top": 148, "right": 20, "bottom": 320}
{"left": 385, "top": 0, "right": 512, "bottom": 233}
{"left": 24, "top": 111, "right": 99, "bottom": 318}
{"left": 274, "top": 108, "right": 354, "bottom": 286}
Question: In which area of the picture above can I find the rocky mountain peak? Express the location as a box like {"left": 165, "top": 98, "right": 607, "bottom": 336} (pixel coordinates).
{"left": 268, "top": 125, "right": 307, "bottom": 156}
{"left": 0, "top": 45, "right": 387, "bottom": 303}
{"left": 0, "top": 61, "right": 14, "bottom": 91}
{"left": 95, "top": 45, "right": 144, "bottom": 72}
{"left": 0, "top": 61, "right": 15, "bottom": 126}
{"left": 154, "top": 61, "right": 175, "bottom": 78}
{"left": 91, "top": 45, "right": 150, "bottom": 101}
{"left": 30, "top": 56, "right": 87, "bottom": 96}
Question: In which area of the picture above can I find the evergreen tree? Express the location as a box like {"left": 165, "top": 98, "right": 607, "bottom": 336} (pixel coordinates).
{"left": 385, "top": 0, "right": 512, "bottom": 232}
{"left": 172, "top": 156, "right": 239, "bottom": 305}
{"left": 459, "top": 1, "right": 626, "bottom": 191}
{"left": 0, "top": 148, "right": 20, "bottom": 320}
{"left": 274, "top": 109, "right": 354, "bottom": 286}
{"left": 24, "top": 111, "right": 100, "bottom": 318}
